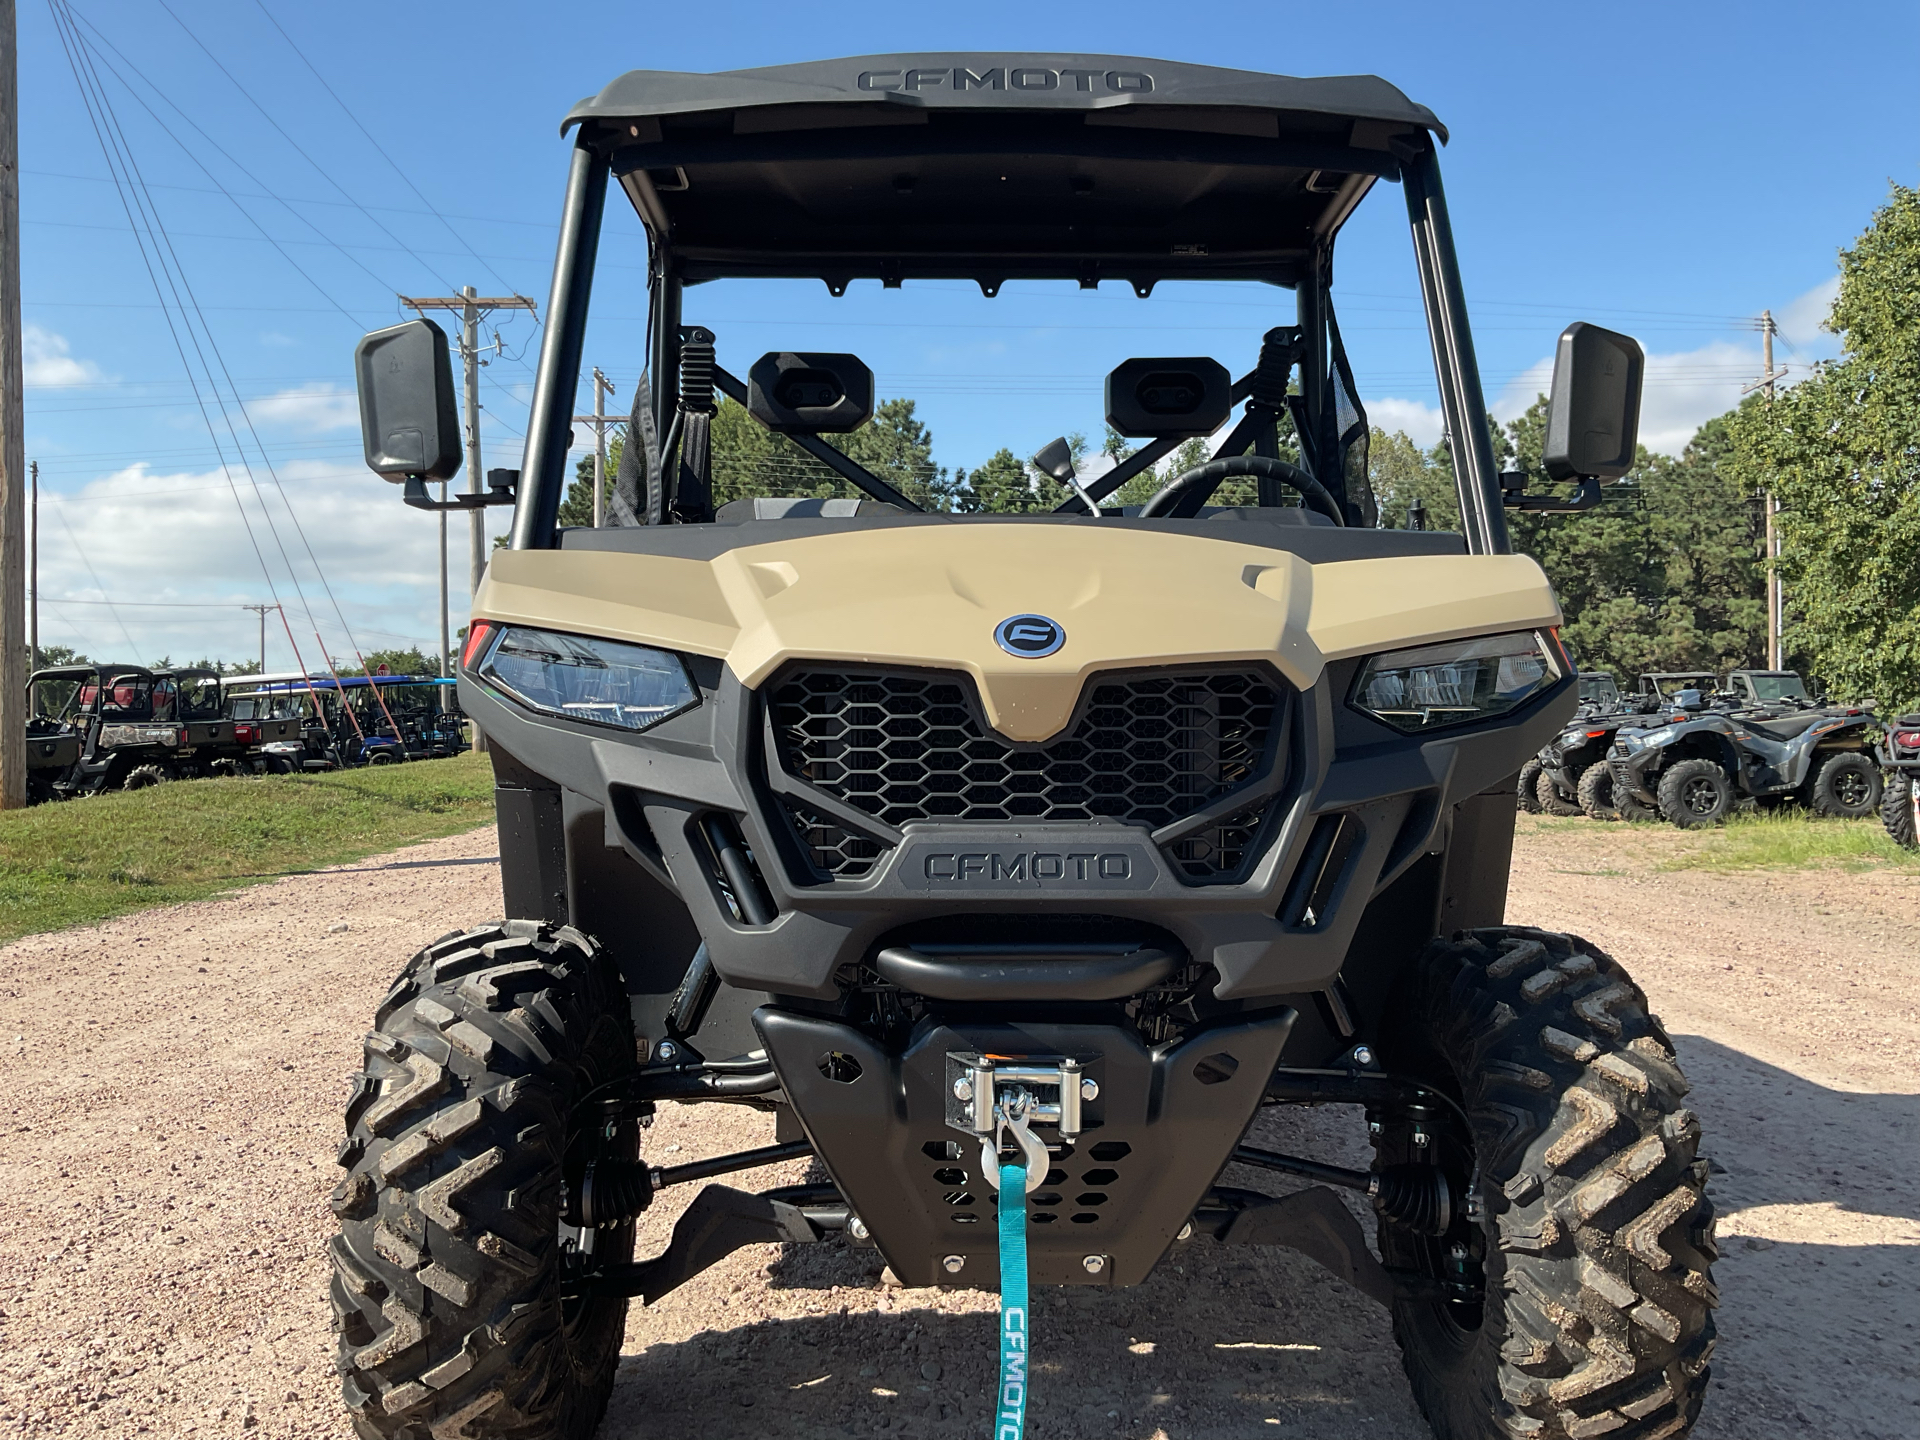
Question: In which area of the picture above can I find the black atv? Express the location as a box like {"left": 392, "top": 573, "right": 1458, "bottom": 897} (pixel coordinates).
{"left": 1525, "top": 672, "right": 1662, "bottom": 820}
{"left": 1876, "top": 713, "right": 1920, "bottom": 848}
{"left": 331, "top": 54, "right": 1717, "bottom": 1440}
{"left": 1607, "top": 677, "right": 1881, "bottom": 827}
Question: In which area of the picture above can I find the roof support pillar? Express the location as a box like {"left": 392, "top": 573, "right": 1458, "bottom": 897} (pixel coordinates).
{"left": 511, "top": 130, "right": 608, "bottom": 550}
{"left": 1402, "top": 145, "right": 1508, "bottom": 555}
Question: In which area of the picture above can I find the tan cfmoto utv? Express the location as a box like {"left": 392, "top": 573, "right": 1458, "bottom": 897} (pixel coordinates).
{"left": 336, "top": 54, "right": 1717, "bottom": 1440}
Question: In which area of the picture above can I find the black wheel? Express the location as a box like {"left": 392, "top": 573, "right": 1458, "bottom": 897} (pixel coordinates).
{"left": 1517, "top": 760, "right": 1546, "bottom": 814}
{"left": 1881, "top": 771, "right": 1918, "bottom": 849}
{"left": 1655, "top": 759, "right": 1731, "bottom": 828}
{"left": 1377, "top": 927, "right": 1717, "bottom": 1440}
{"left": 1808, "top": 751, "right": 1881, "bottom": 819}
{"left": 330, "top": 921, "right": 638, "bottom": 1440}
{"left": 1536, "top": 768, "right": 1584, "bottom": 818}
{"left": 1575, "top": 763, "right": 1619, "bottom": 820}
{"left": 122, "top": 763, "right": 171, "bottom": 790}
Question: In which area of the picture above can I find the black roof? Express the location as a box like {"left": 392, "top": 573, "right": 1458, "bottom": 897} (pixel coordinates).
{"left": 566, "top": 55, "right": 1443, "bottom": 288}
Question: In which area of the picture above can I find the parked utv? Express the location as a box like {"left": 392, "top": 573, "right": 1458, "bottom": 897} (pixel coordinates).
{"left": 1607, "top": 680, "right": 1880, "bottom": 827}
{"left": 336, "top": 56, "right": 1716, "bottom": 1440}
{"left": 25, "top": 663, "right": 244, "bottom": 796}
{"left": 1522, "top": 673, "right": 1660, "bottom": 820}
{"left": 1876, "top": 713, "right": 1920, "bottom": 847}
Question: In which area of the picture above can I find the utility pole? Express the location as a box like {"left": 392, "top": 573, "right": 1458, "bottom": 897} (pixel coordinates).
{"left": 399, "top": 289, "right": 536, "bottom": 754}
{"left": 27, "top": 457, "right": 34, "bottom": 672}
{"left": 241, "top": 603, "right": 276, "bottom": 673}
{"left": 1743, "top": 310, "right": 1789, "bottom": 671}
{"left": 0, "top": 2, "right": 24, "bottom": 810}
{"left": 575, "top": 369, "right": 620, "bottom": 528}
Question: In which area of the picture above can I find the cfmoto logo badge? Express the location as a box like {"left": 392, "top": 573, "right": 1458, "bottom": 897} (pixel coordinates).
{"left": 994, "top": 614, "right": 1065, "bottom": 659}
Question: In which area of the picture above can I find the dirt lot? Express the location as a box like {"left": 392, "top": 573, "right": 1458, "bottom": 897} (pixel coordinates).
{"left": 0, "top": 818, "right": 1913, "bottom": 1439}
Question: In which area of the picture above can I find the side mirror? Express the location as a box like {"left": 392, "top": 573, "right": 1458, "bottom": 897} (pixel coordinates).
{"left": 1105, "top": 357, "right": 1230, "bottom": 439}
{"left": 354, "top": 318, "right": 461, "bottom": 482}
{"left": 1544, "top": 322, "right": 1644, "bottom": 481}
{"left": 747, "top": 352, "right": 873, "bottom": 433}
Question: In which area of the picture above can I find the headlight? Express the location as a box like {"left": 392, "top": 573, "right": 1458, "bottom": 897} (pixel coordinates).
{"left": 470, "top": 624, "right": 699, "bottom": 732}
{"left": 1633, "top": 727, "right": 1676, "bottom": 748}
{"left": 1351, "top": 630, "right": 1562, "bottom": 734}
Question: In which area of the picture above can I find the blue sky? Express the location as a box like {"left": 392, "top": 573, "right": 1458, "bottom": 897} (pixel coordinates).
{"left": 19, "top": 0, "right": 1918, "bottom": 668}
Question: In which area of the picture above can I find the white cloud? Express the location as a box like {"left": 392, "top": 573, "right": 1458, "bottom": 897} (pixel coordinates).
{"left": 1365, "top": 397, "right": 1445, "bottom": 448}
{"left": 248, "top": 385, "right": 360, "bottom": 433}
{"left": 1777, "top": 277, "right": 1839, "bottom": 348}
{"left": 1487, "top": 277, "right": 1846, "bottom": 458}
{"left": 33, "top": 458, "right": 463, "bottom": 666}
{"left": 22, "top": 325, "right": 104, "bottom": 387}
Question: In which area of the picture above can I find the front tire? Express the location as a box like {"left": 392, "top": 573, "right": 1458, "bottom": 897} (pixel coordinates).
{"left": 1517, "top": 760, "right": 1546, "bottom": 814}
{"left": 1536, "top": 768, "right": 1584, "bottom": 818}
{"left": 330, "top": 921, "right": 638, "bottom": 1440}
{"left": 1379, "top": 927, "right": 1717, "bottom": 1440}
{"left": 1656, "top": 760, "right": 1731, "bottom": 828}
{"left": 1807, "top": 751, "right": 1880, "bottom": 818}
{"left": 1881, "top": 771, "right": 1919, "bottom": 849}
{"left": 122, "top": 763, "right": 172, "bottom": 790}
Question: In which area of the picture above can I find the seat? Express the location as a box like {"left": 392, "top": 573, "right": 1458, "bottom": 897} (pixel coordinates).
{"left": 1738, "top": 713, "right": 1823, "bottom": 740}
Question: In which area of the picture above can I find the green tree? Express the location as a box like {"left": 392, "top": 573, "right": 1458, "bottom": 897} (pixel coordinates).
{"left": 1729, "top": 183, "right": 1920, "bottom": 710}
{"left": 955, "top": 448, "right": 1044, "bottom": 513}
{"left": 334, "top": 647, "right": 436, "bottom": 678}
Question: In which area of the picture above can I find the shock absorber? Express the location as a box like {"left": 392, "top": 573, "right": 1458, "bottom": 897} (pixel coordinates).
{"left": 672, "top": 326, "right": 717, "bottom": 522}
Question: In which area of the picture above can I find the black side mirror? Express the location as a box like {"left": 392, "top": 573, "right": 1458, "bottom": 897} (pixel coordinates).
{"left": 1105, "top": 357, "right": 1230, "bottom": 438}
{"left": 1544, "top": 322, "right": 1644, "bottom": 482}
{"left": 747, "top": 352, "right": 874, "bottom": 433}
{"left": 354, "top": 318, "right": 461, "bottom": 482}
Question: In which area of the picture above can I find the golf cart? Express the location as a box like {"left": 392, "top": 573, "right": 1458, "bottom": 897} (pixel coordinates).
{"left": 333, "top": 56, "right": 1716, "bottom": 1440}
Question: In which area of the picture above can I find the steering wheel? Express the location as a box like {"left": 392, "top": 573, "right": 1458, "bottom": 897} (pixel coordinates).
{"left": 1138, "top": 454, "right": 1345, "bottom": 524}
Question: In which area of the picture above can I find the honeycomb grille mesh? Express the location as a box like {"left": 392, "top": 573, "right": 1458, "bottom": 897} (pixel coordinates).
{"left": 770, "top": 667, "right": 1282, "bottom": 879}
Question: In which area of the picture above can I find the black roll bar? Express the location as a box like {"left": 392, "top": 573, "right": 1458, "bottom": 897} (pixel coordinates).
{"left": 510, "top": 131, "right": 609, "bottom": 550}
{"left": 1402, "top": 145, "right": 1509, "bottom": 555}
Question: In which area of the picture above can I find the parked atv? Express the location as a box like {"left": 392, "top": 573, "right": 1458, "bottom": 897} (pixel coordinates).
{"left": 1608, "top": 680, "right": 1880, "bottom": 827}
{"left": 1527, "top": 673, "right": 1660, "bottom": 819}
{"left": 1876, "top": 713, "right": 1920, "bottom": 848}
{"left": 335, "top": 55, "right": 1716, "bottom": 1440}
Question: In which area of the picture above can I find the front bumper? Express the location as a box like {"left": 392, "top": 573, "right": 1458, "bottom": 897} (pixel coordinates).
{"left": 757, "top": 1006, "right": 1294, "bottom": 1286}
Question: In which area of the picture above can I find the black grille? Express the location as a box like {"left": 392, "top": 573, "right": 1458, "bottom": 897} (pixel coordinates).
{"left": 770, "top": 667, "right": 1282, "bottom": 879}
{"left": 784, "top": 800, "right": 889, "bottom": 880}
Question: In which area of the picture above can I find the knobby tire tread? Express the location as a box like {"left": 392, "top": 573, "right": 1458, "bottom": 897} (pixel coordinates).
{"left": 329, "top": 920, "right": 637, "bottom": 1440}
{"left": 1380, "top": 926, "right": 1718, "bottom": 1440}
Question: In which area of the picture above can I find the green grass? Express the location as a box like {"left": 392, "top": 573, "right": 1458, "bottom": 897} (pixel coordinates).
{"left": 0, "top": 753, "right": 495, "bottom": 943}
{"left": 1652, "top": 809, "right": 1920, "bottom": 873}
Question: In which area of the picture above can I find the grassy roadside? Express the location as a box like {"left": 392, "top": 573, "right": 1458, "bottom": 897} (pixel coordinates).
{"left": 0, "top": 753, "right": 495, "bottom": 945}
{"left": 1517, "top": 809, "right": 1920, "bottom": 873}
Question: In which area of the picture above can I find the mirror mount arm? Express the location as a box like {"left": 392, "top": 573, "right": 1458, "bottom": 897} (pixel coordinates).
{"left": 1499, "top": 471, "right": 1603, "bottom": 513}
{"left": 711, "top": 365, "right": 921, "bottom": 511}
{"left": 404, "top": 470, "right": 518, "bottom": 512}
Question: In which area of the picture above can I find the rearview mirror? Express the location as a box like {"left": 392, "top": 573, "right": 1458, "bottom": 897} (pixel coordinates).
{"left": 1543, "top": 322, "right": 1643, "bottom": 481}
{"left": 1105, "top": 356, "right": 1230, "bottom": 439}
{"left": 354, "top": 318, "right": 461, "bottom": 482}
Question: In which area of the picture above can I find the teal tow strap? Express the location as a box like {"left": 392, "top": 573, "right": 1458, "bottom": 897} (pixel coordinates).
{"left": 995, "top": 1160, "right": 1030, "bottom": 1440}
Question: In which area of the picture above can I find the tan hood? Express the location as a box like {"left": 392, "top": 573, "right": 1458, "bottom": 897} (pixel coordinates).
{"left": 475, "top": 526, "right": 1560, "bottom": 743}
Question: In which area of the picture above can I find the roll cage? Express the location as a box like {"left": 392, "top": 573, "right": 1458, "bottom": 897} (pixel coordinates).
{"left": 503, "top": 53, "right": 1513, "bottom": 554}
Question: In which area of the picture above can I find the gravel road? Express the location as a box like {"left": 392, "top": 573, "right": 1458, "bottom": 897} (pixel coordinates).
{"left": 0, "top": 819, "right": 1912, "bottom": 1439}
